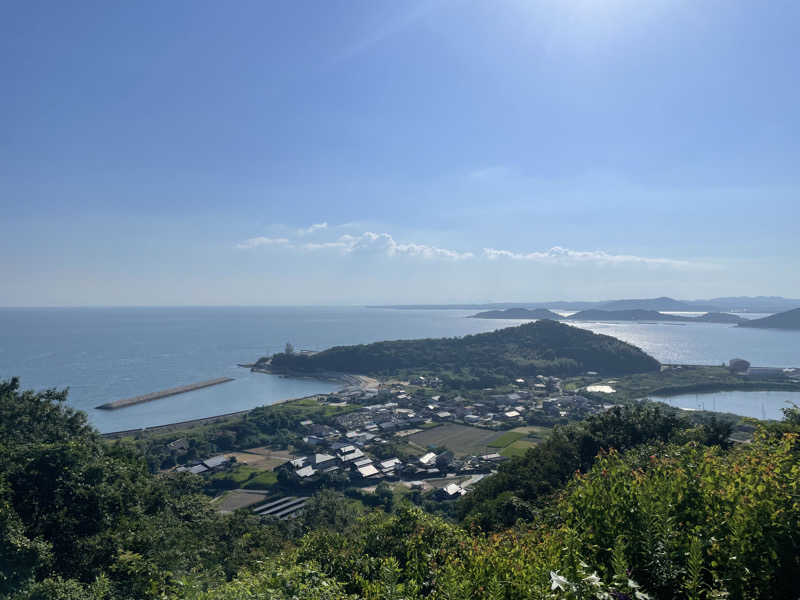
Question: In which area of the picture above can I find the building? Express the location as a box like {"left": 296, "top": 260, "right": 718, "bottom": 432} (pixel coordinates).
{"left": 419, "top": 452, "right": 437, "bottom": 466}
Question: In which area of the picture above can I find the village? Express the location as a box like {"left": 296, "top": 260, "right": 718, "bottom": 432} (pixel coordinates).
{"left": 174, "top": 372, "right": 620, "bottom": 517}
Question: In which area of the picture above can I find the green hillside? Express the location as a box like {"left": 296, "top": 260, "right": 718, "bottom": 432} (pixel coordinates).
{"left": 265, "top": 319, "right": 661, "bottom": 379}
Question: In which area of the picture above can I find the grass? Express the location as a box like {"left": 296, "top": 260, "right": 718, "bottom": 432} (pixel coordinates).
{"left": 487, "top": 431, "right": 527, "bottom": 448}
{"left": 242, "top": 470, "right": 278, "bottom": 490}
{"left": 510, "top": 425, "right": 552, "bottom": 442}
{"left": 500, "top": 439, "right": 537, "bottom": 458}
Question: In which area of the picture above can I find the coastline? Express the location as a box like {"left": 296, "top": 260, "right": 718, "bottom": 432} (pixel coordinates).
{"left": 250, "top": 364, "right": 379, "bottom": 392}
{"left": 101, "top": 369, "right": 378, "bottom": 438}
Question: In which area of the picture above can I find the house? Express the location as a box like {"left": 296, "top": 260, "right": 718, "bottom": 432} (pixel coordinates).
{"left": 357, "top": 464, "right": 380, "bottom": 478}
{"left": 419, "top": 452, "right": 437, "bottom": 466}
{"left": 187, "top": 464, "right": 208, "bottom": 475}
{"left": 353, "top": 457, "right": 373, "bottom": 468}
{"left": 311, "top": 453, "right": 336, "bottom": 468}
{"left": 439, "top": 483, "right": 466, "bottom": 498}
{"left": 340, "top": 448, "right": 365, "bottom": 462}
{"left": 379, "top": 458, "right": 402, "bottom": 471}
{"left": 202, "top": 455, "right": 230, "bottom": 470}
{"left": 296, "top": 465, "right": 316, "bottom": 478}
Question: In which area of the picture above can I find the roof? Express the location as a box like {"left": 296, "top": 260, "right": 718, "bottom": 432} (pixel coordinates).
{"left": 442, "top": 483, "right": 464, "bottom": 496}
{"left": 313, "top": 453, "right": 335, "bottom": 465}
{"left": 353, "top": 457, "right": 373, "bottom": 468}
{"left": 202, "top": 455, "right": 229, "bottom": 469}
{"left": 296, "top": 465, "right": 316, "bottom": 478}
{"left": 504, "top": 410, "right": 521, "bottom": 418}
{"left": 340, "top": 448, "right": 365, "bottom": 461}
{"left": 357, "top": 464, "right": 380, "bottom": 477}
{"left": 188, "top": 464, "right": 208, "bottom": 474}
{"left": 380, "top": 458, "right": 402, "bottom": 469}
{"left": 419, "top": 452, "right": 437, "bottom": 466}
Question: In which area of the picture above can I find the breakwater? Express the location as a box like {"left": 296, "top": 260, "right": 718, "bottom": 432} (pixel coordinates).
{"left": 95, "top": 377, "right": 235, "bottom": 410}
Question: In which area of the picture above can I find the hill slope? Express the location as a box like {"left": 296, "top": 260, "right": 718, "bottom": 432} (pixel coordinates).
{"left": 265, "top": 320, "right": 660, "bottom": 379}
{"left": 738, "top": 308, "right": 800, "bottom": 330}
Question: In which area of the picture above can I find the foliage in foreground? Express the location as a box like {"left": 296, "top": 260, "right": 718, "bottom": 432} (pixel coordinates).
{"left": 3, "top": 378, "right": 800, "bottom": 600}
{"left": 185, "top": 429, "right": 800, "bottom": 600}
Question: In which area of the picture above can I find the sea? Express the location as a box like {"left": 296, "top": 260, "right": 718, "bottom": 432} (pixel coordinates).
{"left": 1, "top": 306, "right": 799, "bottom": 432}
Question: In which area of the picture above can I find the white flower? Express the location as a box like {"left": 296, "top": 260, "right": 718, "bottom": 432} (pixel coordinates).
{"left": 635, "top": 591, "right": 651, "bottom": 600}
{"left": 579, "top": 560, "right": 590, "bottom": 569}
{"left": 628, "top": 579, "right": 641, "bottom": 589}
{"left": 583, "top": 572, "right": 602, "bottom": 587}
{"left": 550, "top": 571, "right": 570, "bottom": 591}
{"left": 595, "top": 593, "right": 612, "bottom": 600}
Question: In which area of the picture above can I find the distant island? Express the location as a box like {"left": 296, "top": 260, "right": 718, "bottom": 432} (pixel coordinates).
{"left": 470, "top": 308, "right": 747, "bottom": 324}
{"left": 370, "top": 295, "right": 800, "bottom": 313}
{"left": 738, "top": 308, "right": 800, "bottom": 330}
{"left": 470, "top": 307, "right": 563, "bottom": 320}
{"left": 567, "top": 309, "right": 747, "bottom": 324}
{"left": 258, "top": 320, "right": 660, "bottom": 384}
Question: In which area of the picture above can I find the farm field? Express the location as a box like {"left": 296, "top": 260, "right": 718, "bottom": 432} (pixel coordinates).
{"left": 510, "top": 425, "right": 552, "bottom": 442}
{"left": 500, "top": 439, "right": 537, "bottom": 458}
{"left": 238, "top": 448, "right": 296, "bottom": 470}
{"left": 214, "top": 489, "right": 272, "bottom": 513}
{"left": 487, "top": 431, "right": 527, "bottom": 448}
{"left": 407, "top": 424, "right": 504, "bottom": 457}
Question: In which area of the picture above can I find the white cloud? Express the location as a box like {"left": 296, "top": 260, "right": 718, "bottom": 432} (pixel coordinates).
{"left": 236, "top": 230, "right": 697, "bottom": 269}
{"left": 483, "top": 246, "right": 705, "bottom": 269}
{"left": 297, "top": 222, "right": 328, "bottom": 236}
{"left": 332, "top": 231, "right": 473, "bottom": 260}
{"left": 235, "top": 237, "right": 291, "bottom": 250}
{"left": 299, "top": 231, "right": 473, "bottom": 260}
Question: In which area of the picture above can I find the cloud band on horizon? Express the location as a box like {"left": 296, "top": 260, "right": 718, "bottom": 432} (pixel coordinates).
{"left": 236, "top": 226, "right": 708, "bottom": 269}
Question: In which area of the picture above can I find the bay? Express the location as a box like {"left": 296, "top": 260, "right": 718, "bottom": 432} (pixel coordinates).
{"left": 653, "top": 390, "right": 799, "bottom": 421}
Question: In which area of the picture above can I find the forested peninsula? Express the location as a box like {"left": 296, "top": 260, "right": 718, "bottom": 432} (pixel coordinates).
{"left": 260, "top": 320, "right": 660, "bottom": 382}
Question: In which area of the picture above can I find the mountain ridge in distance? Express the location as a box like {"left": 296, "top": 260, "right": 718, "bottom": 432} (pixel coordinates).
{"left": 369, "top": 296, "right": 800, "bottom": 313}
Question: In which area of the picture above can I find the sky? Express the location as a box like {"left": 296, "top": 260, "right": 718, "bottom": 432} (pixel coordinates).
{"left": 2, "top": 0, "right": 799, "bottom": 306}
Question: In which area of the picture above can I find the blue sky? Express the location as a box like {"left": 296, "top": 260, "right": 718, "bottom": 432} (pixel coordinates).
{"left": 2, "top": 0, "right": 798, "bottom": 306}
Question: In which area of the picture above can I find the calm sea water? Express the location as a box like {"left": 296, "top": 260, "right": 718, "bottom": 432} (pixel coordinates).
{"left": 653, "top": 390, "right": 798, "bottom": 421}
{"left": 1, "top": 307, "right": 799, "bottom": 432}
